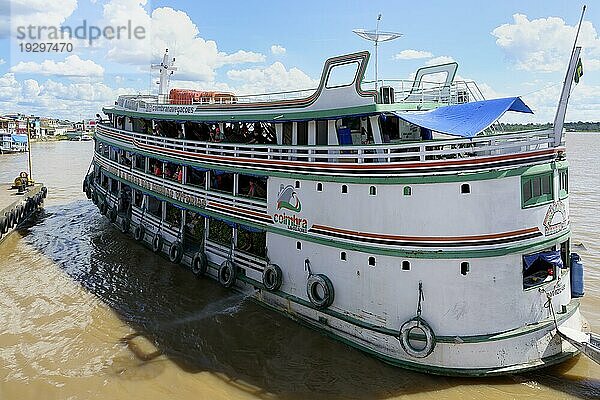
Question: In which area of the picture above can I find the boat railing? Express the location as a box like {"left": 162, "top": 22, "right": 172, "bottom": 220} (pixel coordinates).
{"left": 114, "top": 79, "right": 485, "bottom": 110}
{"left": 97, "top": 124, "right": 556, "bottom": 165}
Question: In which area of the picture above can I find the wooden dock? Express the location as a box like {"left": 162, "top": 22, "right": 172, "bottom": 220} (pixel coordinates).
{"left": 0, "top": 182, "right": 46, "bottom": 243}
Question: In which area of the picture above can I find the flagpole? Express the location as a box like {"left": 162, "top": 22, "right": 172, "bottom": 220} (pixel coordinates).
{"left": 26, "top": 117, "right": 33, "bottom": 183}
{"left": 552, "top": 5, "right": 587, "bottom": 146}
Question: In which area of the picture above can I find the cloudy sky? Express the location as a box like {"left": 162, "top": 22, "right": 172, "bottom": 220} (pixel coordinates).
{"left": 0, "top": 0, "right": 598, "bottom": 122}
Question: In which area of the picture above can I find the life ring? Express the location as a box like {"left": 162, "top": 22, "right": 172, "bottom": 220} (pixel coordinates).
{"left": 152, "top": 233, "right": 162, "bottom": 253}
{"left": 120, "top": 217, "right": 130, "bottom": 233}
{"left": 108, "top": 207, "right": 117, "bottom": 223}
{"left": 133, "top": 225, "right": 145, "bottom": 241}
{"left": 263, "top": 263, "right": 283, "bottom": 291}
{"left": 218, "top": 260, "right": 236, "bottom": 288}
{"left": 398, "top": 317, "right": 436, "bottom": 359}
{"left": 191, "top": 251, "right": 208, "bottom": 276}
{"left": 169, "top": 241, "right": 183, "bottom": 264}
{"left": 306, "top": 274, "right": 334, "bottom": 309}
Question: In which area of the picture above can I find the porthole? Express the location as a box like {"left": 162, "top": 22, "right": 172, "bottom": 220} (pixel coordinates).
{"left": 402, "top": 260, "right": 410, "bottom": 271}
{"left": 295, "top": 180, "right": 300, "bottom": 189}
{"left": 296, "top": 241, "right": 302, "bottom": 250}
{"left": 369, "top": 186, "right": 377, "bottom": 196}
{"left": 461, "top": 183, "right": 470, "bottom": 194}
{"left": 317, "top": 182, "right": 323, "bottom": 192}
{"left": 341, "top": 185, "right": 348, "bottom": 194}
{"left": 461, "top": 262, "right": 470, "bottom": 275}
{"left": 340, "top": 251, "right": 347, "bottom": 261}
{"left": 403, "top": 186, "right": 412, "bottom": 196}
{"left": 368, "top": 256, "right": 376, "bottom": 266}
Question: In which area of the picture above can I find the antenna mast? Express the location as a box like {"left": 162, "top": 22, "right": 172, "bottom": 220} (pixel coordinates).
{"left": 151, "top": 49, "right": 178, "bottom": 103}
{"left": 353, "top": 14, "right": 402, "bottom": 94}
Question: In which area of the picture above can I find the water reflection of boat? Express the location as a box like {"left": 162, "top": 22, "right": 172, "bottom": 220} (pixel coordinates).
{"left": 84, "top": 25, "right": 595, "bottom": 375}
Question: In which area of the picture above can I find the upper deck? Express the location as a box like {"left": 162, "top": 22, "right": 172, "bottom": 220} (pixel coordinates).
{"left": 107, "top": 51, "right": 483, "bottom": 121}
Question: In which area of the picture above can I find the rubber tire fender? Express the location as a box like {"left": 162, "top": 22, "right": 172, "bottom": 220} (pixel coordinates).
{"left": 218, "top": 260, "right": 236, "bottom": 288}
{"left": 41, "top": 186, "right": 48, "bottom": 199}
{"left": 398, "top": 317, "right": 436, "bottom": 359}
{"left": 133, "top": 224, "right": 145, "bottom": 241}
{"left": 99, "top": 202, "right": 108, "bottom": 215}
{"left": 0, "top": 216, "right": 7, "bottom": 234}
{"left": 262, "top": 263, "right": 283, "bottom": 291}
{"left": 168, "top": 241, "right": 183, "bottom": 264}
{"left": 306, "top": 274, "right": 335, "bottom": 309}
{"left": 191, "top": 251, "right": 208, "bottom": 277}
{"left": 152, "top": 233, "right": 162, "bottom": 253}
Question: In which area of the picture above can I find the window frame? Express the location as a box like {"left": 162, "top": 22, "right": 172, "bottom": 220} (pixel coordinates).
{"left": 521, "top": 172, "right": 554, "bottom": 208}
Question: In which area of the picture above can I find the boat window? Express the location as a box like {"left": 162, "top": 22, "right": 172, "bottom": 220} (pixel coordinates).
{"left": 523, "top": 250, "right": 562, "bottom": 289}
{"left": 326, "top": 61, "right": 359, "bottom": 89}
{"left": 165, "top": 202, "right": 181, "bottom": 228}
{"left": 340, "top": 251, "right": 347, "bottom": 261}
{"left": 369, "top": 186, "right": 376, "bottom": 196}
{"left": 210, "top": 171, "right": 234, "bottom": 193}
{"left": 296, "top": 241, "right": 302, "bottom": 250}
{"left": 295, "top": 180, "right": 300, "bottom": 189}
{"left": 341, "top": 185, "right": 348, "bottom": 194}
{"left": 403, "top": 186, "right": 411, "bottom": 196}
{"left": 164, "top": 162, "right": 183, "bottom": 183}
{"left": 297, "top": 121, "right": 308, "bottom": 145}
{"left": 402, "top": 260, "right": 410, "bottom": 271}
{"left": 461, "top": 183, "right": 470, "bottom": 194}
{"left": 101, "top": 173, "right": 109, "bottom": 189}
{"left": 133, "top": 190, "right": 143, "bottom": 208}
{"left": 316, "top": 120, "right": 328, "bottom": 145}
{"left": 187, "top": 167, "right": 207, "bottom": 188}
{"left": 559, "top": 169, "right": 568, "bottom": 199}
{"left": 110, "top": 178, "right": 119, "bottom": 195}
{"left": 282, "top": 122, "right": 293, "bottom": 145}
{"left": 145, "top": 196, "right": 162, "bottom": 219}
{"left": 184, "top": 211, "right": 205, "bottom": 243}
{"left": 317, "top": 182, "right": 323, "bottom": 192}
{"left": 368, "top": 256, "right": 376, "bottom": 267}
{"left": 460, "top": 262, "right": 470, "bottom": 275}
{"left": 238, "top": 174, "right": 267, "bottom": 200}
{"left": 380, "top": 115, "right": 400, "bottom": 143}
{"left": 133, "top": 154, "right": 145, "bottom": 171}
{"left": 237, "top": 226, "right": 266, "bottom": 258}
{"left": 208, "top": 219, "right": 233, "bottom": 247}
{"left": 521, "top": 173, "right": 553, "bottom": 207}
{"left": 148, "top": 158, "right": 163, "bottom": 177}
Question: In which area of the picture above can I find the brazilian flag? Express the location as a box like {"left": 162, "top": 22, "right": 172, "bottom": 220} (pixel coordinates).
{"left": 574, "top": 58, "right": 584, "bottom": 84}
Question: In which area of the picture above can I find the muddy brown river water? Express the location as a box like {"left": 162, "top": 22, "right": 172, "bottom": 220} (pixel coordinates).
{"left": 0, "top": 137, "right": 598, "bottom": 399}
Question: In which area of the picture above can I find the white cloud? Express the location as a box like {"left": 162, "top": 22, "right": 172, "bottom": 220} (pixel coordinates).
{"left": 0, "top": 72, "right": 137, "bottom": 119}
{"left": 394, "top": 49, "right": 433, "bottom": 60}
{"left": 270, "top": 45, "right": 286, "bottom": 55}
{"left": 102, "top": 1, "right": 265, "bottom": 81}
{"left": 492, "top": 14, "right": 600, "bottom": 72}
{"left": 0, "top": 58, "right": 5, "bottom": 65}
{"left": 0, "top": 0, "right": 78, "bottom": 38}
{"left": 227, "top": 62, "right": 318, "bottom": 94}
{"left": 10, "top": 55, "right": 104, "bottom": 77}
{"left": 424, "top": 56, "right": 456, "bottom": 66}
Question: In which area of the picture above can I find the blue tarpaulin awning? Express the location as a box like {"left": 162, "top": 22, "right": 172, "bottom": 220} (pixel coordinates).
{"left": 523, "top": 250, "right": 564, "bottom": 273}
{"left": 11, "top": 134, "right": 28, "bottom": 143}
{"left": 393, "top": 97, "right": 533, "bottom": 138}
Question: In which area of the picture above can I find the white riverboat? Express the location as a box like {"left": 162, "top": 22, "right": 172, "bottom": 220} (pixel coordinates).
{"left": 85, "top": 43, "right": 591, "bottom": 376}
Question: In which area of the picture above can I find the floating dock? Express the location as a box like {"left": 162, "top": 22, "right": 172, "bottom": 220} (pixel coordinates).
{"left": 0, "top": 182, "right": 47, "bottom": 243}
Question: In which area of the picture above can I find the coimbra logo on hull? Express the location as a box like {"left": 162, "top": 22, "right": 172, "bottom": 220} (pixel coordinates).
{"left": 276, "top": 184, "right": 301, "bottom": 212}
